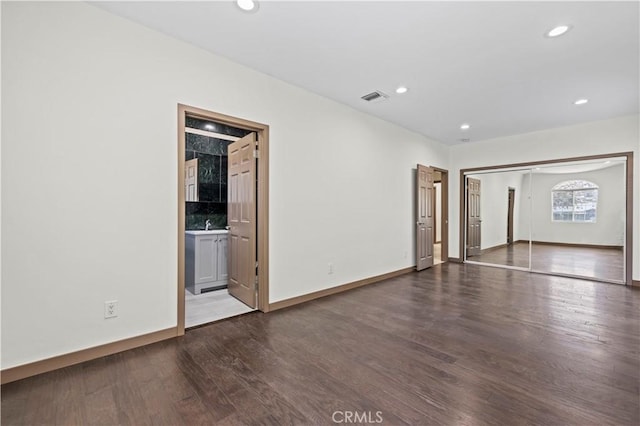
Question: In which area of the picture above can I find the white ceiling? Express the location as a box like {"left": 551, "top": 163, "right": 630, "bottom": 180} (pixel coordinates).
{"left": 93, "top": 1, "right": 639, "bottom": 145}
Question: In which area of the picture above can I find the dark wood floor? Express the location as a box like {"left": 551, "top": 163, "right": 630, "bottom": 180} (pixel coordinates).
{"left": 469, "top": 243, "right": 624, "bottom": 282}
{"left": 2, "top": 263, "right": 639, "bottom": 425}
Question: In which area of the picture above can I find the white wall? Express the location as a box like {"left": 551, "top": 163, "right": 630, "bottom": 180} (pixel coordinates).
{"left": 467, "top": 171, "right": 526, "bottom": 250}
{"left": 449, "top": 114, "right": 639, "bottom": 280}
{"left": 1, "top": 2, "right": 449, "bottom": 369}
{"left": 3, "top": 2, "right": 637, "bottom": 371}
{"left": 517, "top": 165, "right": 626, "bottom": 246}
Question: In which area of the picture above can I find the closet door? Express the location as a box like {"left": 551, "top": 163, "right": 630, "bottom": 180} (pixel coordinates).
{"left": 464, "top": 170, "right": 531, "bottom": 269}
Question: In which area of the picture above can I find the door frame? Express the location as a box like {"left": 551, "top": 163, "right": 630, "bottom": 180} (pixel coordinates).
{"left": 458, "top": 151, "right": 634, "bottom": 285}
{"left": 177, "top": 104, "right": 270, "bottom": 335}
{"left": 432, "top": 186, "right": 437, "bottom": 244}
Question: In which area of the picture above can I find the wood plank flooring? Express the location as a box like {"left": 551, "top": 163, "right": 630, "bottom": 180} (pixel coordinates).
{"left": 2, "top": 263, "right": 639, "bottom": 425}
{"left": 469, "top": 242, "right": 624, "bottom": 282}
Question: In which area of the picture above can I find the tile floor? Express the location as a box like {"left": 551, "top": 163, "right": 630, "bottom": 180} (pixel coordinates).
{"left": 185, "top": 288, "right": 255, "bottom": 328}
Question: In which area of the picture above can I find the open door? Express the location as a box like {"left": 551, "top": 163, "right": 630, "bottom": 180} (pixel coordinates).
{"left": 416, "top": 164, "right": 434, "bottom": 271}
{"left": 466, "top": 177, "right": 481, "bottom": 257}
{"left": 227, "top": 132, "right": 257, "bottom": 308}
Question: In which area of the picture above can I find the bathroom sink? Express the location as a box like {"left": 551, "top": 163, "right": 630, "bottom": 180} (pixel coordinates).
{"left": 185, "top": 230, "right": 228, "bottom": 235}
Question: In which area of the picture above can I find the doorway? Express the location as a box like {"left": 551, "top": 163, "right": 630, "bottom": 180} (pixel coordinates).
{"left": 433, "top": 169, "right": 448, "bottom": 265}
{"left": 177, "top": 104, "right": 270, "bottom": 334}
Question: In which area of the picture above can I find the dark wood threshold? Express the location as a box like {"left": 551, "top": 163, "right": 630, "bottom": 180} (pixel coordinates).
{"left": 448, "top": 257, "right": 462, "bottom": 263}
{"left": 269, "top": 267, "right": 415, "bottom": 312}
{"left": 632, "top": 280, "right": 640, "bottom": 288}
{"left": 515, "top": 240, "right": 623, "bottom": 250}
{"left": 1, "top": 327, "right": 178, "bottom": 385}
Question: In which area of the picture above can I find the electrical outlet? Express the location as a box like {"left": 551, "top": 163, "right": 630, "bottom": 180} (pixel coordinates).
{"left": 104, "top": 300, "right": 118, "bottom": 319}
{"left": 328, "top": 263, "right": 334, "bottom": 274}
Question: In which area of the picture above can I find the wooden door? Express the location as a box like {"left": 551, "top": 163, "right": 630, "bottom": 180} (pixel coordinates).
{"left": 227, "top": 133, "right": 257, "bottom": 308}
{"left": 185, "top": 158, "right": 198, "bottom": 202}
{"left": 416, "top": 165, "right": 434, "bottom": 271}
{"left": 466, "top": 177, "right": 481, "bottom": 257}
{"left": 507, "top": 188, "right": 515, "bottom": 245}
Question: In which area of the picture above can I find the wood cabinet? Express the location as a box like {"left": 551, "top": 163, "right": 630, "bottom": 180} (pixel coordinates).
{"left": 185, "top": 231, "right": 228, "bottom": 294}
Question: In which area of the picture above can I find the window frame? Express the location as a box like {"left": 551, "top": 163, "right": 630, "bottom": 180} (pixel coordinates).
{"left": 551, "top": 180, "right": 599, "bottom": 223}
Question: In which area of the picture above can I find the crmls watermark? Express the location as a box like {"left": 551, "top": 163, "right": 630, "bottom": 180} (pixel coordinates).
{"left": 332, "top": 411, "right": 383, "bottom": 424}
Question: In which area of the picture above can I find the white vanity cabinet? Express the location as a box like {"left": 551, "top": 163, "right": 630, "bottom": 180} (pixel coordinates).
{"left": 216, "top": 234, "right": 228, "bottom": 282}
{"left": 185, "top": 230, "right": 228, "bottom": 294}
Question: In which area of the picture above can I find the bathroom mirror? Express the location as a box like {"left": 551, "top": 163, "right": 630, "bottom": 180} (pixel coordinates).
{"left": 184, "top": 116, "right": 247, "bottom": 231}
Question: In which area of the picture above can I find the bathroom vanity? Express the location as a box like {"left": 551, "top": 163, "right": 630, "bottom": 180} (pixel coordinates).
{"left": 185, "top": 230, "right": 228, "bottom": 294}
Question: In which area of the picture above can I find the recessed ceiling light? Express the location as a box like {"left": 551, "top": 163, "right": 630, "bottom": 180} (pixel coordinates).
{"left": 460, "top": 123, "right": 470, "bottom": 130}
{"left": 605, "top": 161, "right": 611, "bottom": 164}
{"left": 237, "top": 0, "right": 259, "bottom": 13}
{"left": 204, "top": 124, "right": 215, "bottom": 130}
{"left": 395, "top": 86, "right": 408, "bottom": 94}
{"left": 546, "top": 25, "right": 571, "bottom": 38}
{"left": 574, "top": 98, "right": 589, "bottom": 105}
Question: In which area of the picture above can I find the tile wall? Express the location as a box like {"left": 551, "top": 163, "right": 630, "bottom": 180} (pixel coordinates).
{"left": 185, "top": 117, "right": 251, "bottom": 230}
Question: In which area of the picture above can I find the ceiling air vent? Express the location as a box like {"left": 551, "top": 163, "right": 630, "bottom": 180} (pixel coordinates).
{"left": 361, "top": 91, "right": 389, "bottom": 103}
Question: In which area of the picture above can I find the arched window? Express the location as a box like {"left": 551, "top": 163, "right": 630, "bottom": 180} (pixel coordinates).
{"left": 551, "top": 180, "right": 598, "bottom": 222}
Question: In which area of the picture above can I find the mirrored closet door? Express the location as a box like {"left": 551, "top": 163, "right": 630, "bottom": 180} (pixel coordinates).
{"left": 464, "top": 169, "right": 531, "bottom": 270}
{"left": 463, "top": 155, "right": 629, "bottom": 285}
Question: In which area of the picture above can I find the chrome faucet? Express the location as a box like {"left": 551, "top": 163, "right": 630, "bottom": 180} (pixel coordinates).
{"left": 205, "top": 219, "right": 212, "bottom": 231}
